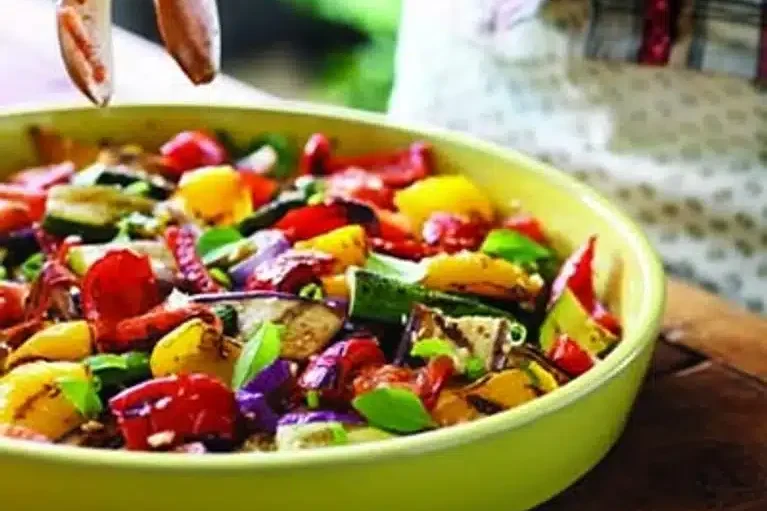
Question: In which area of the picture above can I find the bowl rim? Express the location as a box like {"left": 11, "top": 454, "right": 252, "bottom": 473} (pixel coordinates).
{"left": 0, "top": 102, "right": 665, "bottom": 471}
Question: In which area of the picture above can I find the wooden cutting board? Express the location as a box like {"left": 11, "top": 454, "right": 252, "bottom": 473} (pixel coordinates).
{"left": 4, "top": 2, "right": 767, "bottom": 509}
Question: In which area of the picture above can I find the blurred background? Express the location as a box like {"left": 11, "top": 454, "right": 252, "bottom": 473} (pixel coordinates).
{"left": 112, "top": 0, "right": 401, "bottom": 112}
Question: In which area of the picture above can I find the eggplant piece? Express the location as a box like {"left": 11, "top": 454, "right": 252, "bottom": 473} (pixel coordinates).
{"left": 0, "top": 228, "right": 39, "bottom": 266}
{"left": 396, "top": 304, "right": 526, "bottom": 371}
{"left": 193, "top": 291, "right": 345, "bottom": 360}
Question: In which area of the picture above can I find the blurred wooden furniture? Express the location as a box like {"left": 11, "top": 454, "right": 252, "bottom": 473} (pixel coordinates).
{"left": 4, "top": 2, "right": 767, "bottom": 510}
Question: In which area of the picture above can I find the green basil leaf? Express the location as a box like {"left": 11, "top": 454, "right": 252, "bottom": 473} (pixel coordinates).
{"left": 196, "top": 228, "right": 243, "bottom": 260}
{"left": 480, "top": 229, "right": 552, "bottom": 266}
{"left": 299, "top": 283, "right": 324, "bottom": 301}
{"left": 410, "top": 338, "right": 456, "bottom": 360}
{"left": 364, "top": 252, "right": 425, "bottom": 284}
{"left": 85, "top": 352, "right": 151, "bottom": 389}
{"left": 232, "top": 321, "right": 284, "bottom": 389}
{"left": 20, "top": 252, "right": 44, "bottom": 283}
{"left": 56, "top": 376, "right": 103, "bottom": 419}
{"left": 464, "top": 357, "right": 487, "bottom": 381}
{"left": 352, "top": 387, "right": 435, "bottom": 433}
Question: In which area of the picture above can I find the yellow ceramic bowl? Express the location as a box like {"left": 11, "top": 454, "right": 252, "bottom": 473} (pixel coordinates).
{"left": 0, "top": 104, "right": 664, "bottom": 511}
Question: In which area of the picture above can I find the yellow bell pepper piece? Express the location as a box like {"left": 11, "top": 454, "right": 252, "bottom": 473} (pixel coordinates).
{"left": 431, "top": 390, "right": 481, "bottom": 427}
{"left": 295, "top": 225, "right": 368, "bottom": 272}
{"left": 466, "top": 369, "right": 538, "bottom": 410}
{"left": 421, "top": 252, "right": 544, "bottom": 301}
{"left": 5, "top": 321, "right": 92, "bottom": 371}
{"left": 0, "top": 361, "right": 90, "bottom": 440}
{"left": 150, "top": 319, "right": 241, "bottom": 383}
{"left": 527, "top": 361, "right": 559, "bottom": 393}
{"left": 175, "top": 165, "right": 253, "bottom": 225}
{"left": 394, "top": 175, "right": 494, "bottom": 229}
{"left": 320, "top": 274, "right": 350, "bottom": 300}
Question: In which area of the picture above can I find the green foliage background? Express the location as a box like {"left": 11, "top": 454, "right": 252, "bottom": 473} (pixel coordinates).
{"left": 281, "top": 0, "right": 401, "bottom": 112}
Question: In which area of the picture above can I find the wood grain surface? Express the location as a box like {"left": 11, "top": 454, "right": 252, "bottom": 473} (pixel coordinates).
{"left": 5, "top": 2, "right": 767, "bottom": 509}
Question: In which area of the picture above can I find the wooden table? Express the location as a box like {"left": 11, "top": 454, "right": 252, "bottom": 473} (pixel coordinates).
{"left": 5, "top": 2, "right": 767, "bottom": 509}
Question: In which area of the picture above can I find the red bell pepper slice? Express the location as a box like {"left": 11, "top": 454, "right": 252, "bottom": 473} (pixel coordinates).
{"left": 422, "top": 212, "right": 488, "bottom": 253}
{"left": 548, "top": 334, "right": 595, "bottom": 376}
{"left": 165, "top": 225, "right": 222, "bottom": 294}
{"left": 0, "top": 282, "right": 28, "bottom": 328}
{"left": 81, "top": 249, "right": 162, "bottom": 326}
{"left": 0, "top": 200, "right": 33, "bottom": 234}
{"left": 326, "top": 169, "right": 394, "bottom": 210}
{"left": 299, "top": 336, "right": 386, "bottom": 401}
{"left": 109, "top": 374, "right": 237, "bottom": 451}
{"left": 10, "top": 162, "right": 75, "bottom": 191}
{"left": 369, "top": 237, "right": 438, "bottom": 261}
{"left": 239, "top": 170, "right": 278, "bottom": 209}
{"left": 244, "top": 249, "right": 334, "bottom": 294}
{"left": 299, "top": 133, "right": 332, "bottom": 176}
{"left": 274, "top": 203, "right": 350, "bottom": 242}
{"left": 549, "top": 235, "right": 622, "bottom": 335}
{"left": 416, "top": 356, "right": 455, "bottom": 409}
{"left": 502, "top": 214, "right": 547, "bottom": 245}
{"left": 160, "top": 130, "right": 228, "bottom": 176}
{"left": 0, "top": 184, "right": 47, "bottom": 221}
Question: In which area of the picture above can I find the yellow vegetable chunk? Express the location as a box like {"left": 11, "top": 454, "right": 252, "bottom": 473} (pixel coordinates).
{"left": 421, "top": 251, "right": 544, "bottom": 302}
{"left": 295, "top": 225, "right": 367, "bottom": 272}
{"left": 431, "top": 389, "right": 481, "bottom": 427}
{"left": 5, "top": 321, "right": 93, "bottom": 371}
{"left": 320, "top": 274, "right": 349, "bottom": 300}
{"left": 0, "top": 361, "right": 90, "bottom": 440}
{"left": 175, "top": 165, "right": 252, "bottom": 225}
{"left": 526, "top": 361, "right": 560, "bottom": 394}
{"left": 150, "top": 319, "right": 241, "bottom": 383}
{"left": 465, "top": 369, "right": 538, "bottom": 410}
{"left": 394, "top": 175, "right": 494, "bottom": 229}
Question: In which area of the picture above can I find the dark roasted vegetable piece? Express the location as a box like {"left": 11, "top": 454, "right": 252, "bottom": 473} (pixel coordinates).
{"left": 238, "top": 191, "right": 305, "bottom": 236}
{"left": 193, "top": 291, "right": 346, "bottom": 360}
{"left": 0, "top": 227, "right": 39, "bottom": 266}
{"left": 75, "top": 163, "right": 174, "bottom": 200}
{"left": 212, "top": 304, "right": 239, "bottom": 337}
{"left": 348, "top": 269, "right": 518, "bottom": 325}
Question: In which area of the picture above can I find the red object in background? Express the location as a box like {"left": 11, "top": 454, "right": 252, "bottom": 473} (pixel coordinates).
{"left": 548, "top": 334, "right": 594, "bottom": 376}
{"left": 109, "top": 373, "right": 237, "bottom": 451}
{"left": 81, "top": 249, "right": 161, "bottom": 326}
{"left": 165, "top": 225, "right": 222, "bottom": 294}
{"left": 160, "top": 131, "right": 228, "bottom": 176}
{"left": 502, "top": 214, "right": 547, "bottom": 245}
{"left": 239, "top": 170, "right": 278, "bottom": 209}
{"left": 245, "top": 249, "right": 334, "bottom": 293}
{"left": 10, "top": 162, "right": 75, "bottom": 191}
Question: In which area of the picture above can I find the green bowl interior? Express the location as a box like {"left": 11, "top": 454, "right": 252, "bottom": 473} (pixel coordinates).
{"left": 0, "top": 103, "right": 665, "bottom": 470}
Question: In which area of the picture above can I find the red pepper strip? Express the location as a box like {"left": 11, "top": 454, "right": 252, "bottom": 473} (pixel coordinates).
{"left": 10, "top": 162, "right": 75, "bottom": 191}
{"left": 0, "top": 184, "right": 47, "bottom": 222}
{"left": 0, "top": 200, "right": 33, "bottom": 234}
{"left": 160, "top": 130, "right": 229, "bottom": 177}
{"left": 548, "top": 334, "right": 594, "bottom": 377}
{"left": 95, "top": 303, "right": 220, "bottom": 354}
{"left": 549, "top": 235, "right": 597, "bottom": 312}
{"left": 421, "top": 212, "right": 488, "bottom": 253}
{"left": 326, "top": 142, "right": 432, "bottom": 189}
{"left": 274, "top": 204, "right": 350, "bottom": 242}
{"left": 81, "top": 249, "right": 161, "bottom": 326}
{"left": 239, "top": 170, "right": 279, "bottom": 209}
{"left": 369, "top": 237, "right": 438, "bottom": 262}
{"left": 0, "top": 282, "right": 28, "bottom": 328}
{"left": 416, "top": 356, "right": 455, "bottom": 410}
{"left": 0, "top": 424, "right": 50, "bottom": 443}
{"left": 326, "top": 169, "right": 394, "bottom": 210}
{"left": 244, "top": 249, "right": 334, "bottom": 294}
{"left": 502, "top": 214, "right": 548, "bottom": 245}
{"left": 592, "top": 302, "right": 622, "bottom": 336}
{"left": 164, "top": 225, "right": 222, "bottom": 294}
{"left": 299, "top": 336, "right": 386, "bottom": 401}
{"left": 299, "top": 133, "right": 332, "bottom": 176}
{"left": 109, "top": 373, "right": 237, "bottom": 451}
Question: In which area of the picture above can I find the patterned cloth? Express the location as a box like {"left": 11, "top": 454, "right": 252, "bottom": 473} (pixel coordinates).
{"left": 389, "top": 0, "right": 767, "bottom": 313}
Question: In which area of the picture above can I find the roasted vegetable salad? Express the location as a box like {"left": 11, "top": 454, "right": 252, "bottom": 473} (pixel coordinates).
{"left": 0, "top": 128, "right": 622, "bottom": 453}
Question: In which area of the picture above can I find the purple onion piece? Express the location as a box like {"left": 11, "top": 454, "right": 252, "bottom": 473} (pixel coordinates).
{"left": 229, "top": 230, "right": 290, "bottom": 288}
{"left": 235, "top": 390, "right": 280, "bottom": 433}
{"left": 278, "top": 411, "right": 365, "bottom": 427}
{"left": 0, "top": 227, "right": 39, "bottom": 265}
{"left": 241, "top": 359, "right": 292, "bottom": 395}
